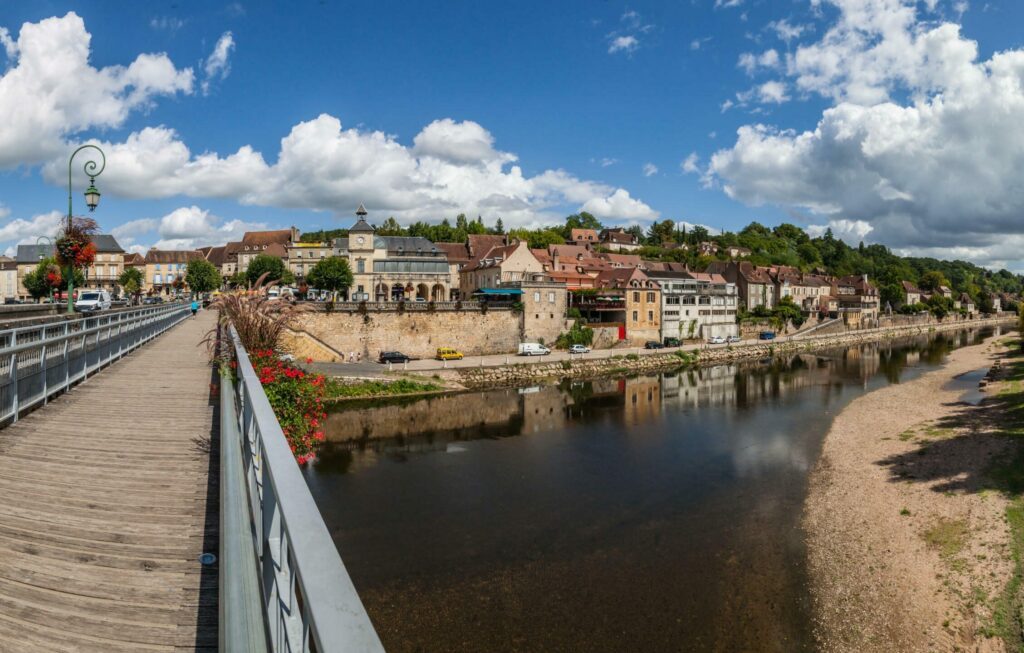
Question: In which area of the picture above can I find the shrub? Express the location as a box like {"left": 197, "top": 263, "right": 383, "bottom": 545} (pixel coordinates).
{"left": 561, "top": 360, "right": 572, "bottom": 370}
{"left": 246, "top": 350, "right": 326, "bottom": 463}
{"left": 554, "top": 319, "right": 594, "bottom": 349}
{"left": 625, "top": 353, "right": 640, "bottom": 361}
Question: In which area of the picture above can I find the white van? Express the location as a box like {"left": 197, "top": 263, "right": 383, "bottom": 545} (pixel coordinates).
{"left": 74, "top": 289, "right": 111, "bottom": 312}
{"left": 518, "top": 342, "right": 551, "bottom": 356}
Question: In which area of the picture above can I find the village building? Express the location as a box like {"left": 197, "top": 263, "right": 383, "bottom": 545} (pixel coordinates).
{"left": 459, "top": 241, "right": 544, "bottom": 295}
{"left": 342, "top": 206, "right": 453, "bottom": 301}
{"left": 646, "top": 270, "right": 739, "bottom": 342}
{"left": 833, "top": 275, "right": 880, "bottom": 327}
{"left": 574, "top": 267, "right": 661, "bottom": 345}
{"left": 960, "top": 292, "right": 977, "bottom": 315}
{"left": 286, "top": 241, "right": 334, "bottom": 281}
{"left": 144, "top": 249, "right": 205, "bottom": 294}
{"left": 0, "top": 259, "right": 18, "bottom": 302}
{"left": 707, "top": 261, "right": 776, "bottom": 310}
{"left": 568, "top": 228, "right": 599, "bottom": 248}
{"left": 901, "top": 280, "right": 923, "bottom": 306}
{"left": 81, "top": 235, "right": 125, "bottom": 294}
{"left": 237, "top": 228, "right": 298, "bottom": 273}
{"left": 599, "top": 228, "right": 641, "bottom": 252}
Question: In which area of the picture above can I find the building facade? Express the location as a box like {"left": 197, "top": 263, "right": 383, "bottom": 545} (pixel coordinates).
{"left": 144, "top": 249, "right": 204, "bottom": 294}
{"left": 647, "top": 270, "right": 740, "bottom": 341}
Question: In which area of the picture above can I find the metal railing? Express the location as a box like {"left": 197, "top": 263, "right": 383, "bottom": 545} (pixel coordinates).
{"left": 0, "top": 302, "right": 191, "bottom": 425}
{"left": 222, "top": 326, "right": 384, "bottom": 653}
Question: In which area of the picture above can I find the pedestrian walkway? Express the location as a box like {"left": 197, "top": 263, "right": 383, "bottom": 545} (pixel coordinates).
{"left": 0, "top": 311, "right": 218, "bottom": 652}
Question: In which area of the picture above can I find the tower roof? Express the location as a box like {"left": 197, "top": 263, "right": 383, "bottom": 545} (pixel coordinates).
{"left": 349, "top": 217, "right": 375, "bottom": 233}
{"left": 355, "top": 203, "right": 367, "bottom": 216}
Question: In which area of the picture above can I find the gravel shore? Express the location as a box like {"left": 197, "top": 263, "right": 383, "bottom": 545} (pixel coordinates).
{"left": 805, "top": 334, "right": 1017, "bottom": 652}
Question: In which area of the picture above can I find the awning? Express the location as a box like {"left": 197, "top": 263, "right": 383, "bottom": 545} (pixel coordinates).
{"left": 474, "top": 288, "right": 523, "bottom": 296}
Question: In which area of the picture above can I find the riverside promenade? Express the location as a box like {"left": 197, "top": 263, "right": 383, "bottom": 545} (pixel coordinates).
{"left": 0, "top": 311, "right": 218, "bottom": 651}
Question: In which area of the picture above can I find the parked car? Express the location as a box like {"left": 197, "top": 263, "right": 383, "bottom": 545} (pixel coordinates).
{"left": 569, "top": 344, "right": 591, "bottom": 354}
{"left": 644, "top": 341, "right": 664, "bottom": 349}
{"left": 663, "top": 337, "right": 681, "bottom": 347}
{"left": 74, "top": 290, "right": 111, "bottom": 312}
{"left": 142, "top": 296, "right": 164, "bottom": 305}
{"left": 414, "top": 297, "right": 427, "bottom": 303}
{"left": 727, "top": 335, "right": 742, "bottom": 343}
{"left": 436, "top": 347, "right": 464, "bottom": 361}
{"left": 378, "top": 351, "right": 411, "bottom": 364}
{"left": 707, "top": 336, "right": 726, "bottom": 345}
{"left": 759, "top": 331, "right": 776, "bottom": 340}
{"left": 518, "top": 342, "right": 551, "bottom": 356}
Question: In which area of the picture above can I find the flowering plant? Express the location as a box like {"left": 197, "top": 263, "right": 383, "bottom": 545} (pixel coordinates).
{"left": 55, "top": 216, "right": 99, "bottom": 268}
{"left": 247, "top": 350, "right": 327, "bottom": 464}
{"left": 44, "top": 264, "right": 63, "bottom": 288}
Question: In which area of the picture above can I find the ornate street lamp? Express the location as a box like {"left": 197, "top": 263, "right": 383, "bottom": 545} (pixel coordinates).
{"left": 65, "top": 145, "right": 106, "bottom": 313}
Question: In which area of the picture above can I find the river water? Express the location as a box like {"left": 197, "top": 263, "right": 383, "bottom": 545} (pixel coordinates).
{"left": 302, "top": 327, "right": 1004, "bottom": 652}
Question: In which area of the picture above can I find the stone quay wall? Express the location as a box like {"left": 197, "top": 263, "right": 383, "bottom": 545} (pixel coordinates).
{"left": 294, "top": 308, "right": 522, "bottom": 360}
{"left": 454, "top": 317, "right": 1017, "bottom": 389}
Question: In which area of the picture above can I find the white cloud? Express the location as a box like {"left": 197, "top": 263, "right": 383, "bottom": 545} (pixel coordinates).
{"left": 201, "top": 31, "right": 234, "bottom": 95}
{"left": 680, "top": 152, "right": 701, "bottom": 175}
{"left": 710, "top": 0, "right": 1024, "bottom": 269}
{"left": 112, "top": 206, "right": 267, "bottom": 251}
{"left": 806, "top": 219, "right": 874, "bottom": 241}
{"left": 608, "top": 35, "right": 638, "bottom": 54}
{"left": 600, "top": 157, "right": 618, "bottom": 167}
{"left": 0, "top": 210, "right": 65, "bottom": 257}
{"left": 756, "top": 80, "right": 789, "bottom": 103}
{"left": 150, "top": 16, "right": 186, "bottom": 32}
{"left": 768, "top": 19, "right": 809, "bottom": 43}
{"left": 580, "top": 189, "right": 658, "bottom": 221}
{"left": 44, "top": 114, "right": 659, "bottom": 227}
{"left": 738, "top": 49, "right": 780, "bottom": 75}
{"left": 715, "top": 0, "right": 744, "bottom": 8}
{"left": 642, "top": 163, "right": 658, "bottom": 177}
{"left": 690, "top": 37, "right": 711, "bottom": 51}
{"left": 0, "top": 12, "right": 193, "bottom": 169}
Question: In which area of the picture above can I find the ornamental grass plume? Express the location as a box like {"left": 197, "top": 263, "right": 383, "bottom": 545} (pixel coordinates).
{"left": 204, "top": 273, "right": 309, "bottom": 356}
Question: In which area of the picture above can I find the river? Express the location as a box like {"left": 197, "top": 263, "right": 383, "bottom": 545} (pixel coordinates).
{"left": 302, "top": 326, "right": 1005, "bottom": 652}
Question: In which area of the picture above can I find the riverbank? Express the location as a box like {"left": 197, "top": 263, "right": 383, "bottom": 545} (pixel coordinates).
{"left": 804, "top": 332, "right": 1024, "bottom": 651}
{"left": 452, "top": 318, "right": 1015, "bottom": 389}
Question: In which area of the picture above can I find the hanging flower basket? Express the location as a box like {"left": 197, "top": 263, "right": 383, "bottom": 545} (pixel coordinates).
{"left": 44, "top": 264, "right": 63, "bottom": 288}
{"left": 55, "top": 217, "right": 99, "bottom": 269}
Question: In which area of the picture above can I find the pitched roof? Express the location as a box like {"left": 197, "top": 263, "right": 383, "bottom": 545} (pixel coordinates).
{"left": 203, "top": 246, "right": 228, "bottom": 266}
{"left": 738, "top": 262, "right": 773, "bottom": 284}
{"left": 467, "top": 234, "right": 507, "bottom": 257}
{"left": 144, "top": 249, "right": 204, "bottom": 264}
{"left": 600, "top": 229, "right": 637, "bottom": 245}
{"left": 599, "top": 253, "right": 643, "bottom": 267}
{"left": 465, "top": 244, "right": 523, "bottom": 271}
{"left": 90, "top": 234, "right": 124, "bottom": 253}
{"left": 901, "top": 280, "right": 922, "bottom": 293}
{"left": 434, "top": 242, "right": 471, "bottom": 264}
{"left": 224, "top": 241, "right": 243, "bottom": 260}
{"left": 379, "top": 236, "right": 440, "bottom": 254}
{"left": 241, "top": 229, "right": 293, "bottom": 247}
{"left": 348, "top": 218, "right": 374, "bottom": 234}
{"left": 15, "top": 244, "right": 54, "bottom": 264}
{"left": 549, "top": 244, "right": 592, "bottom": 260}
{"left": 124, "top": 253, "right": 146, "bottom": 266}
{"left": 570, "top": 228, "right": 599, "bottom": 242}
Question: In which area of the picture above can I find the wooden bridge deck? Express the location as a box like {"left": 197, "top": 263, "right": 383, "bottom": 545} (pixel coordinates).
{"left": 0, "top": 311, "right": 218, "bottom": 652}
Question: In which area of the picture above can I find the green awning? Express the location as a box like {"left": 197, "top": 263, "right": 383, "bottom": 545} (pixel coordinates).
{"left": 475, "top": 288, "right": 523, "bottom": 296}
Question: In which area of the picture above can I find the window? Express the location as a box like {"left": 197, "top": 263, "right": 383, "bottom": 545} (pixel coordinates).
{"left": 633, "top": 291, "right": 640, "bottom": 302}
{"left": 548, "top": 292, "right": 555, "bottom": 303}
{"left": 632, "top": 310, "right": 638, "bottom": 322}
{"left": 647, "top": 310, "right": 654, "bottom": 322}
{"left": 155, "top": 264, "right": 161, "bottom": 271}
{"left": 357, "top": 259, "right": 365, "bottom": 273}
{"left": 647, "top": 292, "right": 655, "bottom": 303}
{"left": 534, "top": 292, "right": 541, "bottom": 302}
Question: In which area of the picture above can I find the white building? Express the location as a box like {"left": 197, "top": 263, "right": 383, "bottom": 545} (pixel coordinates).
{"left": 646, "top": 270, "right": 740, "bottom": 341}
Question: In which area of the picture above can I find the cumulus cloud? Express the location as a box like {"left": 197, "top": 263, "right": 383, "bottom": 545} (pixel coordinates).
{"left": 580, "top": 189, "right": 658, "bottom": 222}
{"left": 680, "top": 152, "right": 701, "bottom": 175}
{"left": 608, "top": 35, "right": 638, "bottom": 54}
{"left": 738, "top": 49, "right": 780, "bottom": 75}
{"left": 0, "top": 12, "right": 193, "bottom": 168}
{"left": 0, "top": 211, "right": 65, "bottom": 257}
{"left": 643, "top": 163, "right": 658, "bottom": 177}
{"left": 112, "top": 206, "right": 267, "bottom": 251}
{"left": 607, "top": 10, "right": 652, "bottom": 55}
{"left": 201, "top": 31, "right": 234, "bottom": 95}
{"left": 44, "top": 115, "right": 659, "bottom": 226}
{"left": 709, "top": 0, "right": 1024, "bottom": 269}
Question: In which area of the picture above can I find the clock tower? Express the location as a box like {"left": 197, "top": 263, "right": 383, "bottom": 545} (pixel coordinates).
{"left": 348, "top": 203, "right": 375, "bottom": 253}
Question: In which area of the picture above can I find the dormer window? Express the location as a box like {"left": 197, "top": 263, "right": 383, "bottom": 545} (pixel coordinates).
{"left": 262, "top": 245, "right": 267, "bottom": 250}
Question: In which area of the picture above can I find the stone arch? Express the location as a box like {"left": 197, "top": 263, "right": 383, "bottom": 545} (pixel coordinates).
{"left": 416, "top": 283, "right": 429, "bottom": 300}
{"left": 391, "top": 283, "right": 405, "bottom": 300}
{"left": 431, "top": 284, "right": 445, "bottom": 301}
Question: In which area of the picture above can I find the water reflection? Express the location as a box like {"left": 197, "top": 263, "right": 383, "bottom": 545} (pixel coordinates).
{"left": 305, "top": 326, "right": 1002, "bottom": 653}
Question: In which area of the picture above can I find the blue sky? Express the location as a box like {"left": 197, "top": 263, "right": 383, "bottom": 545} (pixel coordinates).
{"left": 1, "top": 1, "right": 1023, "bottom": 269}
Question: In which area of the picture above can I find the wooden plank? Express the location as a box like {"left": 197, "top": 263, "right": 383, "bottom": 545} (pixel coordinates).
{"left": 0, "top": 311, "right": 218, "bottom": 650}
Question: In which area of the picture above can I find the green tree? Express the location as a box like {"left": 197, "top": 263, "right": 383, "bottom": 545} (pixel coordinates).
{"left": 493, "top": 217, "right": 505, "bottom": 235}
{"left": 376, "top": 217, "right": 406, "bottom": 236}
{"left": 118, "top": 267, "right": 143, "bottom": 298}
{"left": 246, "top": 254, "right": 294, "bottom": 285}
{"left": 24, "top": 257, "right": 84, "bottom": 301}
{"left": 565, "top": 211, "right": 603, "bottom": 232}
{"left": 646, "top": 219, "right": 677, "bottom": 246}
{"left": 879, "top": 283, "right": 903, "bottom": 310}
{"left": 306, "top": 256, "right": 354, "bottom": 299}
{"left": 508, "top": 228, "right": 566, "bottom": 249}
{"left": 185, "top": 258, "right": 221, "bottom": 294}
{"left": 918, "top": 270, "right": 949, "bottom": 292}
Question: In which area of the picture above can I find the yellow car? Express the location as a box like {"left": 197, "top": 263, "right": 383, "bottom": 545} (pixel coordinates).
{"left": 436, "top": 347, "right": 464, "bottom": 361}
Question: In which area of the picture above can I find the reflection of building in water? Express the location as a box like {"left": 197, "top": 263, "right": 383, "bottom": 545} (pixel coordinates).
{"left": 520, "top": 388, "right": 572, "bottom": 434}
{"left": 326, "top": 388, "right": 522, "bottom": 442}
{"left": 623, "top": 375, "right": 661, "bottom": 422}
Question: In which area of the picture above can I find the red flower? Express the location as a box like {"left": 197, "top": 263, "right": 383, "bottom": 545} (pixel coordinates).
{"left": 305, "top": 357, "right": 313, "bottom": 364}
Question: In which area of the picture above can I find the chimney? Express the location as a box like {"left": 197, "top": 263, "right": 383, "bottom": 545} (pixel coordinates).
{"left": 290, "top": 226, "right": 300, "bottom": 244}
{"left": 552, "top": 248, "right": 560, "bottom": 272}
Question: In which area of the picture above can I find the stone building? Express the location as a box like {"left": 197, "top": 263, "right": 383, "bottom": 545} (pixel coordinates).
{"left": 343, "top": 205, "right": 453, "bottom": 302}
{"left": 646, "top": 270, "right": 739, "bottom": 341}
{"left": 459, "top": 241, "right": 545, "bottom": 294}
{"left": 286, "top": 242, "right": 334, "bottom": 281}
{"left": 237, "top": 228, "right": 298, "bottom": 273}
{"left": 574, "top": 267, "right": 661, "bottom": 345}
{"left": 81, "top": 235, "right": 125, "bottom": 293}
{"left": 0, "top": 260, "right": 17, "bottom": 302}
{"left": 515, "top": 279, "right": 571, "bottom": 345}
{"left": 144, "top": 249, "right": 204, "bottom": 294}
{"left": 707, "top": 261, "right": 776, "bottom": 310}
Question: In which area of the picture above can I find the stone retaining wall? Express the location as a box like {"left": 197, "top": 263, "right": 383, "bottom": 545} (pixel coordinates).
{"left": 454, "top": 317, "right": 1016, "bottom": 389}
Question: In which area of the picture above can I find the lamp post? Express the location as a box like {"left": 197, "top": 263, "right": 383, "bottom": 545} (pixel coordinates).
{"left": 65, "top": 145, "right": 105, "bottom": 313}
{"left": 35, "top": 237, "right": 53, "bottom": 303}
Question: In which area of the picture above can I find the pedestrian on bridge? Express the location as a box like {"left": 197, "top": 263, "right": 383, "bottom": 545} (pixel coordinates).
{"left": 191, "top": 299, "right": 199, "bottom": 318}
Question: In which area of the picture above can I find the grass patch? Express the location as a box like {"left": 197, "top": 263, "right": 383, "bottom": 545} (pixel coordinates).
{"left": 324, "top": 377, "right": 441, "bottom": 399}
{"left": 625, "top": 353, "right": 640, "bottom": 361}
{"left": 923, "top": 518, "right": 969, "bottom": 562}
{"left": 899, "top": 428, "right": 917, "bottom": 442}
{"left": 900, "top": 507, "right": 911, "bottom": 516}
{"left": 923, "top": 426, "right": 957, "bottom": 439}
{"left": 607, "top": 367, "right": 630, "bottom": 375}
